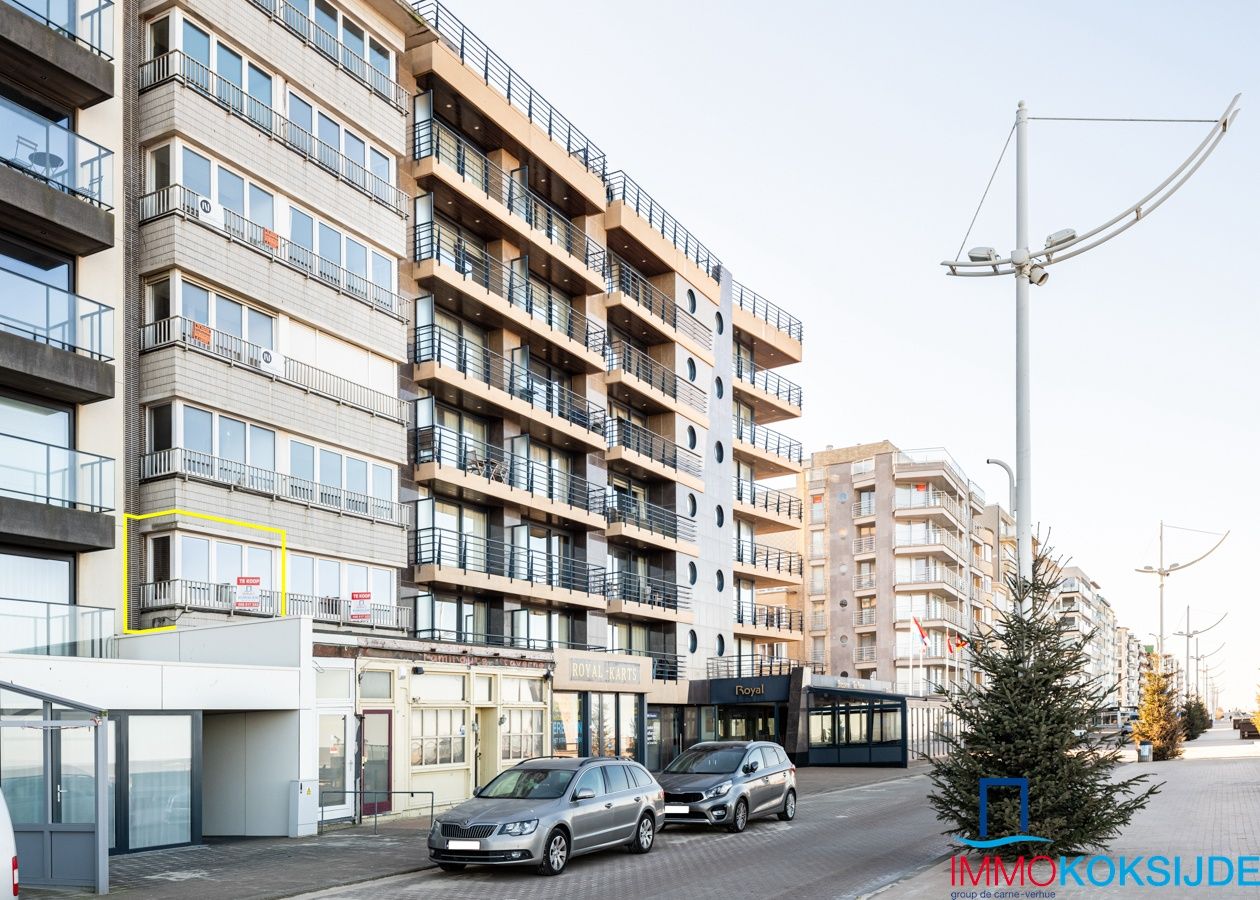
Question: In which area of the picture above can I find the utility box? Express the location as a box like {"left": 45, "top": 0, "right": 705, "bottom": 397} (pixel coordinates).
{"left": 1137, "top": 741, "right": 1153, "bottom": 763}
{"left": 289, "top": 779, "right": 319, "bottom": 837}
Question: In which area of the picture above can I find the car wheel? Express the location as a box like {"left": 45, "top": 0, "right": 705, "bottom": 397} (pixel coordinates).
{"left": 628, "top": 812, "right": 655, "bottom": 854}
{"left": 437, "top": 863, "right": 466, "bottom": 872}
{"left": 537, "top": 828, "right": 570, "bottom": 876}
{"left": 727, "top": 797, "right": 749, "bottom": 833}
{"left": 778, "top": 789, "right": 797, "bottom": 822}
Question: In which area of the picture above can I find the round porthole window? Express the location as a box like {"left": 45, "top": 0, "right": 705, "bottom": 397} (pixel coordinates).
{"left": 686, "top": 358, "right": 697, "bottom": 381}
{"left": 715, "top": 311, "right": 724, "bottom": 334}
{"left": 715, "top": 506, "right": 724, "bottom": 527}
{"left": 716, "top": 570, "right": 725, "bottom": 592}
{"left": 715, "top": 377, "right": 724, "bottom": 399}
{"left": 716, "top": 634, "right": 726, "bottom": 656}
{"left": 688, "top": 561, "right": 698, "bottom": 585}
{"left": 686, "top": 289, "right": 697, "bottom": 314}
{"left": 687, "top": 493, "right": 697, "bottom": 517}
{"left": 686, "top": 426, "right": 697, "bottom": 449}
{"left": 688, "top": 630, "right": 698, "bottom": 654}
{"left": 715, "top": 442, "right": 724, "bottom": 463}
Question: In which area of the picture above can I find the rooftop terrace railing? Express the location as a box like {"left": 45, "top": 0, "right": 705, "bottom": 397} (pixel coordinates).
{"left": 410, "top": 0, "right": 606, "bottom": 178}
{"left": 605, "top": 170, "right": 721, "bottom": 281}
{"left": 731, "top": 281, "right": 803, "bottom": 343}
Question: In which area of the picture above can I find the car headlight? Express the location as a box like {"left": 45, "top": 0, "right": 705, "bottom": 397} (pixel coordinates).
{"left": 499, "top": 819, "right": 539, "bottom": 836}
{"left": 430, "top": 820, "right": 442, "bottom": 836}
{"left": 703, "top": 780, "right": 733, "bottom": 800}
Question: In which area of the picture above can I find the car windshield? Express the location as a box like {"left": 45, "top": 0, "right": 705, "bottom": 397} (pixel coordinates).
{"left": 479, "top": 767, "right": 576, "bottom": 800}
{"left": 663, "top": 746, "right": 746, "bottom": 775}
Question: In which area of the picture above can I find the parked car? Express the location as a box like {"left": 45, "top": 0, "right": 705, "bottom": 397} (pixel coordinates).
{"left": 656, "top": 740, "right": 796, "bottom": 833}
{"left": 1, "top": 786, "right": 17, "bottom": 897}
{"left": 428, "top": 757, "right": 664, "bottom": 876}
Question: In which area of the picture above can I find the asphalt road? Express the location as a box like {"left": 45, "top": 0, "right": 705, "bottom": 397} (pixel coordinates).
{"left": 293, "top": 773, "right": 950, "bottom": 900}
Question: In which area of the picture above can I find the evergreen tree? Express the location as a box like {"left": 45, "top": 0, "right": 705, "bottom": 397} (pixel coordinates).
{"left": 1181, "top": 696, "right": 1210, "bottom": 740}
{"left": 1134, "top": 654, "right": 1183, "bottom": 760}
{"left": 928, "top": 551, "right": 1157, "bottom": 857}
{"left": 1251, "top": 690, "right": 1260, "bottom": 734}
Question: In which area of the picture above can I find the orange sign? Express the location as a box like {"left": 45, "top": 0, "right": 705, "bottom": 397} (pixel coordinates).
{"left": 262, "top": 228, "right": 280, "bottom": 249}
{"left": 191, "top": 322, "right": 212, "bottom": 344}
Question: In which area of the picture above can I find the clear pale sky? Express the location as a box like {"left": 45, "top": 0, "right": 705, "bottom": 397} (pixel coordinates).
{"left": 461, "top": 0, "right": 1259, "bottom": 706}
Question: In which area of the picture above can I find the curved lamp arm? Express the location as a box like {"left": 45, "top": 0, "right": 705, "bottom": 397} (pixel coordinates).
{"left": 1168, "top": 531, "right": 1230, "bottom": 574}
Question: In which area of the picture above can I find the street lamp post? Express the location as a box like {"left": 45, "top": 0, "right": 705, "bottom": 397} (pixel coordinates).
{"left": 1137, "top": 522, "right": 1229, "bottom": 658}
{"left": 1173, "top": 608, "right": 1226, "bottom": 701}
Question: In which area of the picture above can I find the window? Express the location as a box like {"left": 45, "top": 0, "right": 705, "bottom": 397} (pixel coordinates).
{"left": 501, "top": 708, "right": 544, "bottom": 761}
{"left": 810, "top": 494, "right": 825, "bottom": 523}
{"left": 810, "top": 531, "right": 826, "bottom": 557}
{"left": 571, "top": 766, "right": 604, "bottom": 798}
{"left": 810, "top": 565, "right": 825, "bottom": 594}
{"left": 603, "top": 763, "right": 630, "bottom": 792}
{"left": 501, "top": 677, "right": 542, "bottom": 703}
{"left": 410, "top": 708, "right": 465, "bottom": 766}
{"left": 182, "top": 148, "right": 211, "bottom": 198}
{"left": 360, "top": 671, "right": 391, "bottom": 700}
{"left": 412, "top": 672, "right": 464, "bottom": 702}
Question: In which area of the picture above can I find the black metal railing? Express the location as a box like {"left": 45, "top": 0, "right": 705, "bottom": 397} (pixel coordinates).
{"left": 735, "top": 538, "right": 804, "bottom": 577}
{"left": 413, "top": 424, "right": 605, "bottom": 513}
{"left": 706, "top": 655, "right": 815, "bottom": 679}
{"left": 604, "top": 491, "right": 696, "bottom": 543}
{"left": 414, "top": 117, "right": 604, "bottom": 272}
{"left": 594, "top": 647, "right": 684, "bottom": 681}
{"left": 414, "top": 222, "right": 606, "bottom": 355}
{"left": 412, "top": 626, "right": 603, "bottom": 653}
{"left": 734, "top": 356, "right": 802, "bottom": 408}
{"left": 604, "top": 255, "right": 712, "bottom": 349}
{"left": 733, "top": 478, "right": 803, "bottom": 521}
{"left": 732, "top": 417, "right": 804, "bottom": 465}
{"left": 605, "top": 171, "right": 720, "bottom": 280}
{"left": 603, "top": 571, "right": 690, "bottom": 611}
{"left": 410, "top": 0, "right": 605, "bottom": 178}
{"left": 139, "top": 51, "right": 407, "bottom": 214}
{"left": 606, "top": 340, "right": 706, "bottom": 414}
{"left": 605, "top": 418, "right": 702, "bottom": 478}
{"left": 414, "top": 324, "right": 606, "bottom": 438}
{"left": 736, "top": 602, "right": 804, "bottom": 632}
{"left": 413, "top": 526, "right": 603, "bottom": 594}
{"left": 731, "top": 281, "right": 803, "bottom": 343}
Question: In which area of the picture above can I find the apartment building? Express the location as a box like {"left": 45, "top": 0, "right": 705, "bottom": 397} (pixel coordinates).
{"left": 800, "top": 442, "right": 996, "bottom": 695}
{"left": 1115, "top": 625, "right": 1142, "bottom": 716}
{"left": 1052, "top": 567, "right": 1120, "bottom": 707}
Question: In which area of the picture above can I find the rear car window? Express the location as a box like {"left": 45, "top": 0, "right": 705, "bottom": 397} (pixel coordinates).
{"left": 604, "top": 763, "right": 631, "bottom": 792}
{"left": 628, "top": 765, "right": 653, "bottom": 788}
{"left": 769, "top": 746, "right": 787, "bottom": 766}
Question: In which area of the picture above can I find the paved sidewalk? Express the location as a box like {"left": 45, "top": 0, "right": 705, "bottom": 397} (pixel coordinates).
{"left": 22, "top": 763, "right": 926, "bottom": 900}
{"left": 866, "top": 723, "right": 1260, "bottom": 899}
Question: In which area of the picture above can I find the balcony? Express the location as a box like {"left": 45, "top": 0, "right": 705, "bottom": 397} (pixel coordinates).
{"left": 0, "top": 596, "right": 110, "bottom": 657}
{"left": 811, "top": 612, "right": 827, "bottom": 631}
{"left": 0, "top": 265, "right": 114, "bottom": 403}
{"left": 413, "top": 423, "right": 605, "bottom": 527}
{"left": 413, "top": 323, "right": 607, "bottom": 450}
{"left": 604, "top": 571, "right": 692, "bottom": 623}
{"left": 851, "top": 499, "right": 876, "bottom": 518}
{"left": 414, "top": 116, "right": 604, "bottom": 281}
{"left": 853, "top": 608, "right": 877, "bottom": 626}
{"left": 414, "top": 221, "right": 606, "bottom": 367}
{"left": 140, "top": 51, "right": 407, "bottom": 215}
{"left": 705, "top": 655, "right": 814, "bottom": 679}
{"left": 734, "top": 538, "right": 803, "bottom": 586}
{"left": 897, "top": 567, "right": 967, "bottom": 595}
{"left": 413, "top": 526, "right": 605, "bottom": 609}
{"left": 895, "top": 528, "right": 965, "bottom": 560}
{"left": 411, "top": 0, "right": 605, "bottom": 178}
{"left": 733, "top": 356, "right": 802, "bottom": 422}
{"left": 599, "top": 647, "right": 683, "bottom": 681}
{"left": 247, "top": 0, "right": 408, "bottom": 111}
{"left": 852, "top": 535, "right": 876, "bottom": 554}
{"left": 733, "top": 478, "right": 801, "bottom": 533}
{"left": 852, "top": 573, "right": 876, "bottom": 591}
{"left": 605, "top": 418, "right": 703, "bottom": 488}
{"left": 732, "top": 417, "right": 803, "bottom": 478}
{"left": 894, "top": 490, "right": 964, "bottom": 523}
{"left": 893, "top": 448, "right": 969, "bottom": 493}
{"left": 412, "top": 623, "right": 602, "bottom": 654}
{"left": 853, "top": 646, "right": 878, "bottom": 663}
{"left": 604, "top": 491, "right": 697, "bottom": 552}
{"left": 0, "top": 94, "right": 113, "bottom": 254}
{"left": 605, "top": 340, "right": 706, "bottom": 417}
{"left": 138, "top": 580, "right": 412, "bottom": 631}
{"left": 0, "top": 433, "right": 113, "bottom": 551}
{"left": 901, "top": 600, "right": 968, "bottom": 629}
{"left": 731, "top": 281, "right": 803, "bottom": 367}
{"left": 604, "top": 255, "right": 712, "bottom": 353}
{"left": 734, "top": 602, "right": 804, "bottom": 637}
{"left": 605, "top": 171, "right": 720, "bottom": 281}
{"left": 0, "top": 1, "right": 112, "bottom": 108}
{"left": 142, "top": 316, "right": 408, "bottom": 422}
{"left": 141, "top": 448, "right": 409, "bottom": 527}
{"left": 140, "top": 186, "right": 404, "bottom": 318}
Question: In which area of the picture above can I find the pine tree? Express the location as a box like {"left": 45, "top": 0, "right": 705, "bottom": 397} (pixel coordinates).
{"left": 928, "top": 550, "right": 1158, "bottom": 857}
{"left": 1251, "top": 690, "right": 1260, "bottom": 734}
{"left": 1134, "top": 654, "right": 1183, "bottom": 760}
{"left": 1181, "top": 696, "right": 1210, "bottom": 740}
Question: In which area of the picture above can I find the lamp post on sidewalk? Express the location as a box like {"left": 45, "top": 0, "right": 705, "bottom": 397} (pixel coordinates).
{"left": 1174, "top": 609, "right": 1226, "bottom": 702}
{"left": 1137, "top": 522, "right": 1229, "bottom": 658}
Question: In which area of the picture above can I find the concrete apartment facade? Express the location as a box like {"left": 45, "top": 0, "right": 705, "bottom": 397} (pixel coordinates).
{"left": 1115, "top": 625, "right": 1142, "bottom": 716}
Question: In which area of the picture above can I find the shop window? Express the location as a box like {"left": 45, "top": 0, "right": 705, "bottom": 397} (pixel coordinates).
{"left": 410, "top": 708, "right": 466, "bottom": 766}
{"left": 501, "top": 708, "right": 544, "bottom": 761}
{"left": 501, "top": 677, "right": 542, "bottom": 703}
{"left": 411, "top": 672, "right": 464, "bottom": 702}
{"left": 316, "top": 669, "right": 351, "bottom": 700}
{"left": 360, "top": 670, "right": 391, "bottom": 700}
{"left": 551, "top": 693, "right": 581, "bottom": 757}
{"left": 473, "top": 675, "right": 492, "bottom": 704}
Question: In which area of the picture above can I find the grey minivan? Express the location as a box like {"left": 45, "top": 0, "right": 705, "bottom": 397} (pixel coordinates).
{"left": 656, "top": 740, "right": 796, "bottom": 832}
{"left": 429, "top": 757, "right": 665, "bottom": 876}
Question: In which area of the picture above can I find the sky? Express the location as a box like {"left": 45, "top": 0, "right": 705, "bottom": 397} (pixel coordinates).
{"left": 458, "top": 0, "right": 1260, "bottom": 706}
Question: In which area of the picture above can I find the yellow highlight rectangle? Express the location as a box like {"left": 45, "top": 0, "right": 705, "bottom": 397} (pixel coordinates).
{"left": 122, "top": 508, "right": 287, "bottom": 635}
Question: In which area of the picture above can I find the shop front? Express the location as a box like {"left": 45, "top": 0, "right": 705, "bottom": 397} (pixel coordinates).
{"left": 549, "top": 648, "right": 651, "bottom": 762}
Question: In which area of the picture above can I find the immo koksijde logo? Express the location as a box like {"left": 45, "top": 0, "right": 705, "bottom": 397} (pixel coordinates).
{"left": 951, "top": 776, "right": 1260, "bottom": 891}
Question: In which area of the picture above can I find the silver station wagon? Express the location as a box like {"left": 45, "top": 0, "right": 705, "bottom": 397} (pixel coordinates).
{"left": 429, "top": 756, "right": 665, "bottom": 876}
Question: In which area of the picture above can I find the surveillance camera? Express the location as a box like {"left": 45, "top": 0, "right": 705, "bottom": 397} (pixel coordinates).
{"left": 1028, "top": 264, "right": 1049, "bottom": 286}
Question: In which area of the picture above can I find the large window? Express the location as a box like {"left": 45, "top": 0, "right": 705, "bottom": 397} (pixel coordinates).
{"left": 0, "top": 548, "right": 72, "bottom": 603}
{"left": 127, "top": 715, "right": 192, "bottom": 849}
{"left": 501, "top": 709, "right": 544, "bottom": 761}
{"left": 551, "top": 693, "right": 582, "bottom": 757}
{"left": 410, "top": 708, "right": 466, "bottom": 767}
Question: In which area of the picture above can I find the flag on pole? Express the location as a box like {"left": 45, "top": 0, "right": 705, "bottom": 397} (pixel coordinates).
{"left": 913, "top": 616, "right": 928, "bottom": 648}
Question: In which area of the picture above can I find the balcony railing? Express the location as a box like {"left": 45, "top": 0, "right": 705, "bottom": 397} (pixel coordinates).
{"left": 732, "top": 417, "right": 803, "bottom": 465}
{"left": 412, "top": 625, "right": 602, "bottom": 653}
{"left": 895, "top": 529, "right": 963, "bottom": 557}
{"left": 733, "top": 478, "right": 802, "bottom": 521}
{"left": 415, "top": 116, "right": 604, "bottom": 271}
{"left": 735, "top": 539, "right": 803, "bottom": 577}
{"left": 605, "top": 418, "right": 702, "bottom": 479}
{"left": 0, "top": 264, "right": 113, "bottom": 360}
{"left": 413, "top": 526, "right": 603, "bottom": 595}
{"left": 139, "top": 51, "right": 407, "bottom": 214}
{"left": 1, "top": 94, "right": 112, "bottom": 208}
{"left": 853, "top": 608, "right": 877, "bottom": 626}
{"left": 7, "top": 0, "right": 113, "bottom": 57}
{"left": 852, "top": 535, "right": 876, "bottom": 553}
{"left": 731, "top": 281, "right": 803, "bottom": 343}
{"left": 898, "top": 568, "right": 967, "bottom": 592}
{"left": 734, "top": 356, "right": 802, "bottom": 408}
{"left": 851, "top": 457, "right": 875, "bottom": 477}
{"left": 894, "top": 490, "right": 963, "bottom": 521}
{"left": 0, "top": 433, "right": 113, "bottom": 511}
{"left": 138, "top": 580, "right": 411, "bottom": 629}
{"left": 139, "top": 185, "right": 404, "bottom": 317}
{"left": 604, "top": 571, "right": 690, "bottom": 612}
{"left": 811, "top": 613, "right": 827, "bottom": 631}
{"left": 605, "top": 171, "right": 721, "bottom": 280}
{"left": 605, "top": 491, "right": 696, "bottom": 543}
{"left": 596, "top": 647, "right": 683, "bottom": 681}
{"left": 414, "top": 324, "right": 606, "bottom": 438}
{"left": 414, "top": 424, "right": 604, "bottom": 514}
{"left": 604, "top": 254, "right": 711, "bottom": 349}
{"left": 736, "top": 602, "right": 803, "bottom": 632}
{"left": 410, "top": 0, "right": 605, "bottom": 177}
{"left": 246, "top": 0, "right": 408, "bottom": 110}
{"left": 414, "top": 221, "right": 606, "bottom": 355}
{"left": 852, "top": 499, "right": 875, "bottom": 517}
{"left": 0, "top": 596, "right": 110, "bottom": 657}
{"left": 706, "top": 655, "right": 814, "bottom": 679}
{"left": 141, "top": 316, "right": 407, "bottom": 422}
{"left": 142, "top": 448, "right": 409, "bottom": 527}
{"left": 915, "top": 601, "right": 968, "bottom": 629}
{"left": 606, "top": 340, "right": 706, "bottom": 414}
{"left": 853, "top": 573, "right": 876, "bottom": 590}
{"left": 894, "top": 448, "right": 969, "bottom": 491}
{"left": 853, "top": 645, "right": 877, "bottom": 663}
